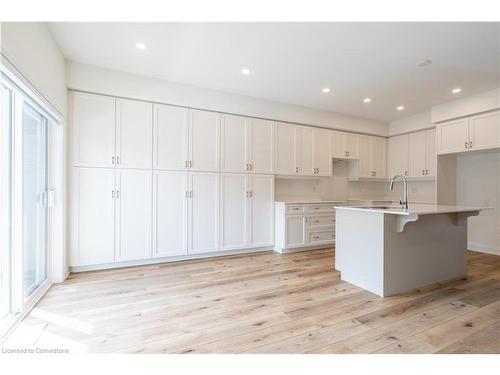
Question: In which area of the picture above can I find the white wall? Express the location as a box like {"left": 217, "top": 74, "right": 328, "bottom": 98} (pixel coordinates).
{"left": 457, "top": 151, "right": 500, "bottom": 255}
{"left": 388, "top": 111, "right": 433, "bottom": 136}
{"left": 66, "top": 61, "right": 388, "bottom": 136}
{"left": 0, "top": 22, "right": 67, "bottom": 117}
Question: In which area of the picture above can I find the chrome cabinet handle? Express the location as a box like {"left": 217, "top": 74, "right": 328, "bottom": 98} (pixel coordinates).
{"left": 116, "top": 190, "right": 120, "bottom": 198}
{"left": 185, "top": 191, "right": 189, "bottom": 198}
{"left": 185, "top": 160, "right": 189, "bottom": 168}
{"left": 422, "top": 169, "right": 425, "bottom": 175}
{"left": 465, "top": 142, "right": 468, "bottom": 149}
{"left": 313, "top": 220, "right": 320, "bottom": 223}
{"left": 112, "top": 190, "right": 115, "bottom": 198}
{"left": 189, "top": 160, "right": 193, "bottom": 168}
{"left": 296, "top": 167, "right": 299, "bottom": 173}
{"left": 405, "top": 170, "right": 408, "bottom": 176}
{"left": 313, "top": 236, "right": 320, "bottom": 239}
{"left": 469, "top": 141, "right": 472, "bottom": 149}
{"left": 426, "top": 169, "right": 429, "bottom": 175}
{"left": 116, "top": 157, "right": 120, "bottom": 164}
{"left": 246, "top": 164, "right": 249, "bottom": 171}
{"left": 112, "top": 156, "right": 115, "bottom": 164}
{"left": 305, "top": 217, "right": 308, "bottom": 223}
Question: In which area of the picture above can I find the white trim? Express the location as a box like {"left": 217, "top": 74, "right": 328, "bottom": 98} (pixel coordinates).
{"left": 70, "top": 246, "right": 273, "bottom": 273}
{"left": 468, "top": 242, "right": 500, "bottom": 256}
{"left": 274, "top": 244, "right": 334, "bottom": 254}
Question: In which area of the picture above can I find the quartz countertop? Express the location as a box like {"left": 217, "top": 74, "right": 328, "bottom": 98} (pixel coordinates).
{"left": 335, "top": 203, "right": 489, "bottom": 216}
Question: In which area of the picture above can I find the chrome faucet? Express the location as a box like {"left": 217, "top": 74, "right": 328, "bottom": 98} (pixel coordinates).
{"left": 389, "top": 175, "right": 409, "bottom": 209}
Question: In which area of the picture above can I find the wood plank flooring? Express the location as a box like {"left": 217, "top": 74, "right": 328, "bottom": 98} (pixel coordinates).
{"left": 3, "top": 248, "right": 500, "bottom": 353}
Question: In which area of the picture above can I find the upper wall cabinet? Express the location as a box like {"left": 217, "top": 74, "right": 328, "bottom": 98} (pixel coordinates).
{"left": 436, "top": 111, "right": 500, "bottom": 155}
{"left": 116, "top": 99, "right": 153, "bottom": 169}
{"left": 71, "top": 92, "right": 153, "bottom": 169}
{"left": 275, "top": 122, "right": 298, "bottom": 175}
{"left": 314, "top": 128, "right": 332, "bottom": 176}
{"left": 221, "top": 115, "right": 274, "bottom": 174}
{"left": 189, "top": 109, "right": 220, "bottom": 172}
{"left": 331, "top": 131, "right": 359, "bottom": 160}
{"left": 153, "top": 104, "right": 189, "bottom": 171}
{"left": 387, "top": 134, "right": 409, "bottom": 177}
{"left": 349, "top": 135, "right": 386, "bottom": 179}
{"left": 71, "top": 92, "right": 116, "bottom": 168}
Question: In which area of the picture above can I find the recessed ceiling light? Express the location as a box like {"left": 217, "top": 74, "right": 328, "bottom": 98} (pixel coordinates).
{"left": 363, "top": 98, "right": 371, "bottom": 103}
{"left": 322, "top": 88, "right": 331, "bottom": 93}
{"left": 416, "top": 59, "right": 432, "bottom": 67}
{"left": 241, "top": 68, "right": 250, "bottom": 75}
{"left": 135, "top": 42, "right": 147, "bottom": 50}
{"left": 396, "top": 106, "right": 405, "bottom": 111}
{"left": 452, "top": 88, "right": 462, "bottom": 94}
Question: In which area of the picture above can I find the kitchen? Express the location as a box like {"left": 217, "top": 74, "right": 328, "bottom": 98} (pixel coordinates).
{"left": 1, "top": 12, "right": 500, "bottom": 369}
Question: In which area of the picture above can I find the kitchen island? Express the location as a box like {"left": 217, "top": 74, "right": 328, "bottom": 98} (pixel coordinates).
{"left": 334, "top": 204, "right": 488, "bottom": 297}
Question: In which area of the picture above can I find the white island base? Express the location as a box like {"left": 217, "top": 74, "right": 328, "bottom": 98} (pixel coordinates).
{"left": 335, "top": 205, "right": 484, "bottom": 297}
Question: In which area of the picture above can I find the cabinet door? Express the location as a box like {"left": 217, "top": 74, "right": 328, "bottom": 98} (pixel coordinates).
{"left": 71, "top": 92, "right": 116, "bottom": 168}
{"left": 153, "top": 104, "right": 189, "bottom": 170}
{"left": 314, "top": 128, "right": 331, "bottom": 176}
{"left": 285, "top": 216, "right": 306, "bottom": 248}
{"left": 346, "top": 133, "right": 359, "bottom": 159}
{"left": 221, "top": 114, "right": 248, "bottom": 173}
{"left": 357, "top": 135, "right": 372, "bottom": 178}
{"left": 71, "top": 167, "right": 115, "bottom": 266}
{"left": 409, "top": 131, "right": 427, "bottom": 178}
{"left": 188, "top": 172, "right": 219, "bottom": 254}
{"left": 387, "top": 134, "right": 409, "bottom": 178}
{"left": 330, "top": 131, "right": 346, "bottom": 158}
{"left": 115, "top": 169, "right": 152, "bottom": 261}
{"left": 436, "top": 118, "right": 469, "bottom": 154}
{"left": 275, "top": 122, "right": 297, "bottom": 175}
{"left": 116, "top": 99, "right": 153, "bottom": 169}
{"left": 189, "top": 109, "right": 220, "bottom": 172}
{"left": 248, "top": 175, "right": 274, "bottom": 247}
{"left": 469, "top": 111, "right": 500, "bottom": 151}
{"left": 370, "top": 136, "right": 386, "bottom": 178}
{"left": 153, "top": 171, "right": 188, "bottom": 258}
{"left": 298, "top": 126, "right": 314, "bottom": 175}
{"left": 220, "top": 174, "right": 247, "bottom": 250}
{"left": 425, "top": 128, "right": 436, "bottom": 177}
{"left": 249, "top": 118, "right": 274, "bottom": 174}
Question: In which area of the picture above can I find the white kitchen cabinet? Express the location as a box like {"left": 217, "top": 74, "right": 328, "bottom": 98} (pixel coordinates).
{"left": 387, "top": 134, "right": 409, "bottom": 178}
{"left": 221, "top": 115, "right": 275, "bottom": 174}
{"left": 285, "top": 216, "right": 307, "bottom": 248}
{"left": 71, "top": 167, "right": 116, "bottom": 266}
{"left": 426, "top": 128, "right": 436, "bottom": 177}
{"left": 153, "top": 104, "right": 189, "bottom": 171}
{"left": 247, "top": 174, "right": 274, "bottom": 247}
{"left": 116, "top": 99, "right": 153, "bottom": 169}
{"left": 189, "top": 109, "right": 220, "bottom": 172}
{"left": 221, "top": 114, "right": 248, "bottom": 173}
{"left": 331, "top": 131, "right": 359, "bottom": 159}
{"left": 188, "top": 172, "right": 219, "bottom": 254}
{"left": 436, "top": 118, "right": 469, "bottom": 154}
{"left": 220, "top": 174, "right": 274, "bottom": 250}
{"left": 249, "top": 118, "right": 274, "bottom": 174}
{"left": 274, "top": 202, "right": 337, "bottom": 253}
{"left": 275, "top": 122, "right": 298, "bottom": 175}
{"left": 468, "top": 111, "right": 500, "bottom": 151}
{"left": 153, "top": 170, "right": 188, "bottom": 258}
{"left": 314, "top": 128, "right": 332, "bottom": 176}
{"left": 220, "top": 173, "right": 247, "bottom": 250}
{"left": 298, "top": 126, "right": 315, "bottom": 176}
{"left": 349, "top": 135, "right": 386, "bottom": 179}
{"left": 71, "top": 92, "right": 116, "bottom": 168}
{"left": 115, "top": 169, "right": 152, "bottom": 261}
{"left": 409, "top": 131, "right": 427, "bottom": 178}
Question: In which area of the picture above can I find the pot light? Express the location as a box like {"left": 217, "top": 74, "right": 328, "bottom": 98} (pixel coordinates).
{"left": 452, "top": 88, "right": 462, "bottom": 94}
{"left": 396, "top": 106, "right": 405, "bottom": 111}
{"left": 241, "top": 68, "right": 250, "bottom": 75}
{"left": 135, "top": 42, "right": 147, "bottom": 50}
{"left": 363, "top": 98, "right": 371, "bottom": 103}
{"left": 322, "top": 88, "right": 331, "bottom": 93}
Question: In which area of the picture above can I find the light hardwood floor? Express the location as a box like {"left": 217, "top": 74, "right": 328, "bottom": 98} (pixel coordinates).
{"left": 3, "top": 248, "right": 500, "bottom": 353}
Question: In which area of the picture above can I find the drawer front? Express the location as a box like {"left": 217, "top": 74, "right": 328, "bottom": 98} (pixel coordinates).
{"left": 287, "top": 205, "right": 304, "bottom": 213}
{"left": 308, "top": 230, "right": 335, "bottom": 245}
{"left": 305, "top": 204, "right": 335, "bottom": 213}
{"left": 308, "top": 215, "right": 335, "bottom": 228}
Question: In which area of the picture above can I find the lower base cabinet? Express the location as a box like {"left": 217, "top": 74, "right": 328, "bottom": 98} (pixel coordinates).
{"left": 274, "top": 202, "right": 338, "bottom": 253}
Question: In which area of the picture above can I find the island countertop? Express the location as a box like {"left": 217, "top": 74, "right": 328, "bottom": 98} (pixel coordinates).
{"left": 334, "top": 203, "right": 489, "bottom": 216}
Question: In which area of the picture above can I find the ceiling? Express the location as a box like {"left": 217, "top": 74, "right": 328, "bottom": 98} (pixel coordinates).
{"left": 47, "top": 22, "right": 500, "bottom": 122}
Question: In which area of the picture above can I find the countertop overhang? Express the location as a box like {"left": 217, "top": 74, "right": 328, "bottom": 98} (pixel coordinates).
{"left": 334, "top": 204, "right": 489, "bottom": 216}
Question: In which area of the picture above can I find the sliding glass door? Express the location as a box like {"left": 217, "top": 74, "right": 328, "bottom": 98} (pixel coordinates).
{"left": 22, "top": 103, "right": 48, "bottom": 298}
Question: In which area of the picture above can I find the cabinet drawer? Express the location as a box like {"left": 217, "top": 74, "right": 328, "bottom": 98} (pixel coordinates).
{"left": 308, "top": 215, "right": 335, "bottom": 228}
{"left": 287, "top": 205, "right": 304, "bottom": 213}
{"left": 305, "top": 204, "right": 335, "bottom": 213}
{"left": 308, "top": 230, "right": 335, "bottom": 244}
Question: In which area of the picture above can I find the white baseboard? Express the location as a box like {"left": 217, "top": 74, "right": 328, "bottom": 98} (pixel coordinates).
{"left": 69, "top": 246, "right": 273, "bottom": 273}
{"left": 274, "top": 244, "right": 334, "bottom": 254}
{"left": 468, "top": 241, "right": 500, "bottom": 256}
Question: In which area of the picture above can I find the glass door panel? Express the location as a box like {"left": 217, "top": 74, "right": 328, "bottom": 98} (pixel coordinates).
{"left": 22, "top": 103, "right": 48, "bottom": 298}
